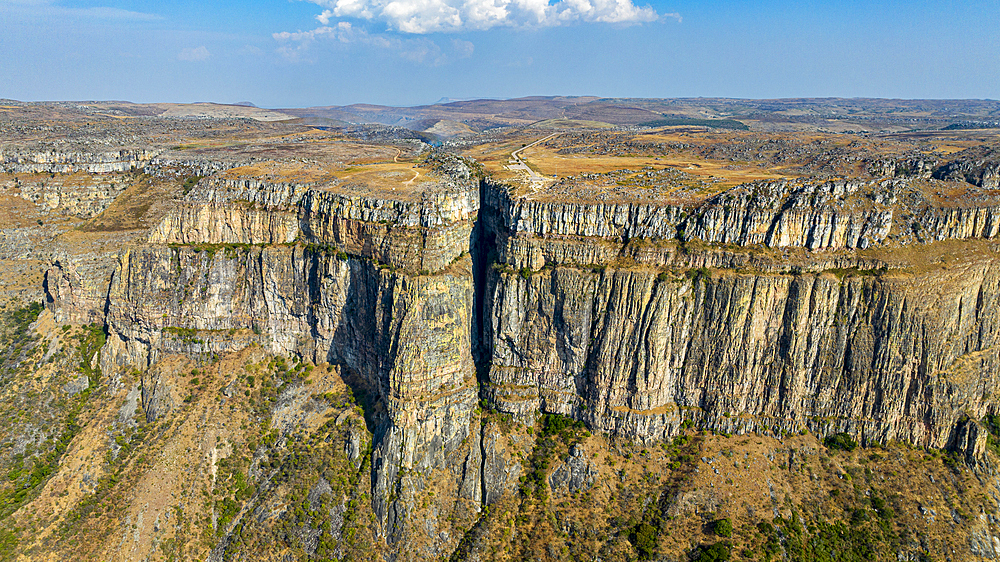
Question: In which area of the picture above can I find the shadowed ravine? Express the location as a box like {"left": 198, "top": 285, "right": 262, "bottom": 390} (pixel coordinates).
{"left": 9, "top": 118, "right": 1000, "bottom": 560}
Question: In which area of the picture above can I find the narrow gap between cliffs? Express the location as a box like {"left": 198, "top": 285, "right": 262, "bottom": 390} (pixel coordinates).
{"left": 470, "top": 179, "right": 497, "bottom": 512}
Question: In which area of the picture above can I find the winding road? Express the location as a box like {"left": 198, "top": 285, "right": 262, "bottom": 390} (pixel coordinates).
{"left": 393, "top": 147, "right": 420, "bottom": 187}
{"left": 508, "top": 133, "right": 559, "bottom": 184}
{"left": 403, "top": 168, "right": 419, "bottom": 186}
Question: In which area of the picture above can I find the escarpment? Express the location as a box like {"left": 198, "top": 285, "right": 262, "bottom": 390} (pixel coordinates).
{"left": 18, "top": 100, "right": 1000, "bottom": 562}
{"left": 491, "top": 176, "right": 1000, "bottom": 255}
{"left": 484, "top": 249, "right": 1000, "bottom": 447}
{"left": 480, "top": 177, "right": 1000, "bottom": 452}
{"left": 1, "top": 148, "right": 158, "bottom": 174}
{"left": 107, "top": 174, "right": 1000, "bottom": 448}
{"left": 47, "top": 142, "right": 1000, "bottom": 560}
{"left": 98, "top": 160, "right": 507, "bottom": 556}
{"left": 146, "top": 177, "right": 478, "bottom": 272}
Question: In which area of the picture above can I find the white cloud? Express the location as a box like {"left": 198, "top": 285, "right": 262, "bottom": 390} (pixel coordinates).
{"left": 1, "top": 0, "right": 161, "bottom": 20}
{"left": 178, "top": 46, "right": 210, "bottom": 61}
{"left": 316, "top": 9, "right": 336, "bottom": 24}
{"left": 76, "top": 6, "right": 162, "bottom": 20}
{"left": 273, "top": 21, "right": 472, "bottom": 65}
{"left": 452, "top": 38, "right": 474, "bottom": 58}
{"left": 274, "top": 0, "right": 666, "bottom": 65}
{"left": 275, "top": 0, "right": 665, "bottom": 63}
{"left": 301, "top": 0, "right": 662, "bottom": 34}
{"left": 239, "top": 44, "right": 265, "bottom": 56}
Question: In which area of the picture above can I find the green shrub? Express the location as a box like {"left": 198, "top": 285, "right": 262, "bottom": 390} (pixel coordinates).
{"left": 181, "top": 175, "right": 203, "bottom": 195}
{"left": 686, "top": 267, "right": 711, "bottom": 282}
{"left": 541, "top": 413, "right": 583, "bottom": 435}
{"left": 690, "top": 541, "right": 730, "bottom": 562}
{"left": 630, "top": 523, "right": 658, "bottom": 559}
{"left": 824, "top": 432, "right": 858, "bottom": 452}
{"left": 713, "top": 518, "right": 733, "bottom": 537}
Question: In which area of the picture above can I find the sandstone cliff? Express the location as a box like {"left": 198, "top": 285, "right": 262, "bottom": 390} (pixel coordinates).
{"left": 34, "top": 148, "right": 1000, "bottom": 561}
{"left": 97, "top": 158, "right": 507, "bottom": 556}
{"left": 480, "top": 178, "right": 1000, "bottom": 454}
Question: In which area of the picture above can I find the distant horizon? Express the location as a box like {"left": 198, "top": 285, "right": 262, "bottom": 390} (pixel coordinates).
{"left": 5, "top": 94, "right": 1000, "bottom": 110}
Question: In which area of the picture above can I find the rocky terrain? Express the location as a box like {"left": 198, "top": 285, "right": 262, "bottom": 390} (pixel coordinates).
{"left": 3, "top": 100, "right": 1000, "bottom": 562}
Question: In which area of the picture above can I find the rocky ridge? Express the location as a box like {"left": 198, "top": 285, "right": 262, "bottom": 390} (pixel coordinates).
{"left": 1, "top": 148, "right": 158, "bottom": 174}
{"left": 13, "top": 130, "right": 1000, "bottom": 561}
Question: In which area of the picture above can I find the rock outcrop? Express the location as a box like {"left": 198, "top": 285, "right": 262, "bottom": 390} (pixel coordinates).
{"left": 100, "top": 163, "right": 487, "bottom": 554}
{"left": 15, "top": 177, "right": 129, "bottom": 218}
{"left": 1, "top": 149, "right": 157, "bottom": 174}
{"left": 66, "top": 153, "right": 1000, "bottom": 560}
{"left": 481, "top": 178, "right": 1000, "bottom": 451}
{"left": 933, "top": 147, "right": 1000, "bottom": 189}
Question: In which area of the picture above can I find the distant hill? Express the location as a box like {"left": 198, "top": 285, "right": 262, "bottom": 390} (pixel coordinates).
{"left": 282, "top": 96, "right": 1000, "bottom": 133}
{"left": 7, "top": 97, "right": 1000, "bottom": 134}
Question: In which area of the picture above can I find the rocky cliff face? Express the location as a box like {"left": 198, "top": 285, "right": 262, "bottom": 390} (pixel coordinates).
{"left": 933, "top": 147, "right": 1000, "bottom": 189}
{"left": 1, "top": 148, "right": 158, "bottom": 174}
{"left": 98, "top": 162, "right": 508, "bottom": 557}
{"left": 56, "top": 158, "right": 1000, "bottom": 561}
{"left": 146, "top": 177, "right": 478, "bottom": 273}
{"left": 15, "top": 176, "right": 129, "bottom": 218}
{"left": 480, "top": 178, "right": 1000, "bottom": 453}
{"left": 490, "top": 177, "right": 1000, "bottom": 255}
{"left": 483, "top": 253, "right": 1000, "bottom": 447}
{"left": 104, "top": 243, "right": 487, "bottom": 550}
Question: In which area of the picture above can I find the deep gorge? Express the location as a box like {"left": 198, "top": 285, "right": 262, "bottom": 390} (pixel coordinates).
{"left": 43, "top": 167, "right": 999, "bottom": 558}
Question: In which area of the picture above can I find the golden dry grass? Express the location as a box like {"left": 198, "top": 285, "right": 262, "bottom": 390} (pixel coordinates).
{"left": 328, "top": 161, "right": 441, "bottom": 194}
{"left": 459, "top": 136, "right": 543, "bottom": 182}
{"left": 464, "top": 131, "right": 830, "bottom": 193}
{"left": 220, "top": 161, "right": 341, "bottom": 184}
{"left": 463, "top": 127, "right": 1000, "bottom": 204}
{"left": 220, "top": 160, "right": 446, "bottom": 200}
{"left": 522, "top": 150, "right": 795, "bottom": 186}
{"left": 213, "top": 137, "right": 431, "bottom": 195}
{"left": 0, "top": 190, "right": 43, "bottom": 227}
{"left": 527, "top": 118, "right": 613, "bottom": 129}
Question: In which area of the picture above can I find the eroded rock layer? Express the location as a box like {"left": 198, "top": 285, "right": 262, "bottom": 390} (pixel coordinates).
{"left": 52, "top": 147, "right": 1000, "bottom": 560}
{"left": 98, "top": 166, "right": 505, "bottom": 554}
{"left": 480, "top": 178, "right": 1000, "bottom": 451}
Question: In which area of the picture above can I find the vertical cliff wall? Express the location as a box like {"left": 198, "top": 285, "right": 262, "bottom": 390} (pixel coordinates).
{"left": 98, "top": 165, "right": 503, "bottom": 557}
{"left": 483, "top": 257, "right": 1000, "bottom": 447}
{"left": 479, "top": 178, "right": 1000, "bottom": 452}
{"left": 92, "top": 170, "right": 1000, "bottom": 559}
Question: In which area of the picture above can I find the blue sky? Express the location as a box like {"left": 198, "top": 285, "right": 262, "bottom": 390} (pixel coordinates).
{"left": 2, "top": 0, "right": 999, "bottom": 107}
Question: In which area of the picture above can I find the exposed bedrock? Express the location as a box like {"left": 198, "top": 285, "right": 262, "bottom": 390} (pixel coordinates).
{"left": 145, "top": 204, "right": 300, "bottom": 245}
{"left": 147, "top": 179, "right": 478, "bottom": 272}
{"left": 101, "top": 177, "right": 1000, "bottom": 453}
{"left": 1, "top": 148, "right": 158, "bottom": 173}
{"left": 83, "top": 171, "right": 1000, "bottom": 557}
{"left": 478, "top": 178, "right": 1000, "bottom": 454}
{"left": 15, "top": 177, "right": 129, "bottom": 218}
{"left": 101, "top": 241, "right": 489, "bottom": 550}
{"left": 933, "top": 147, "right": 1000, "bottom": 189}
{"left": 487, "top": 178, "right": 1000, "bottom": 252}
{"left": 482, "top": 260, "right": 1000, "bottom": 448}
{"left": 98, "top": 166, "right": 491, "bottom": 552}
{"left": 43, "top": 258, "right": 113, "bottom": 325}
